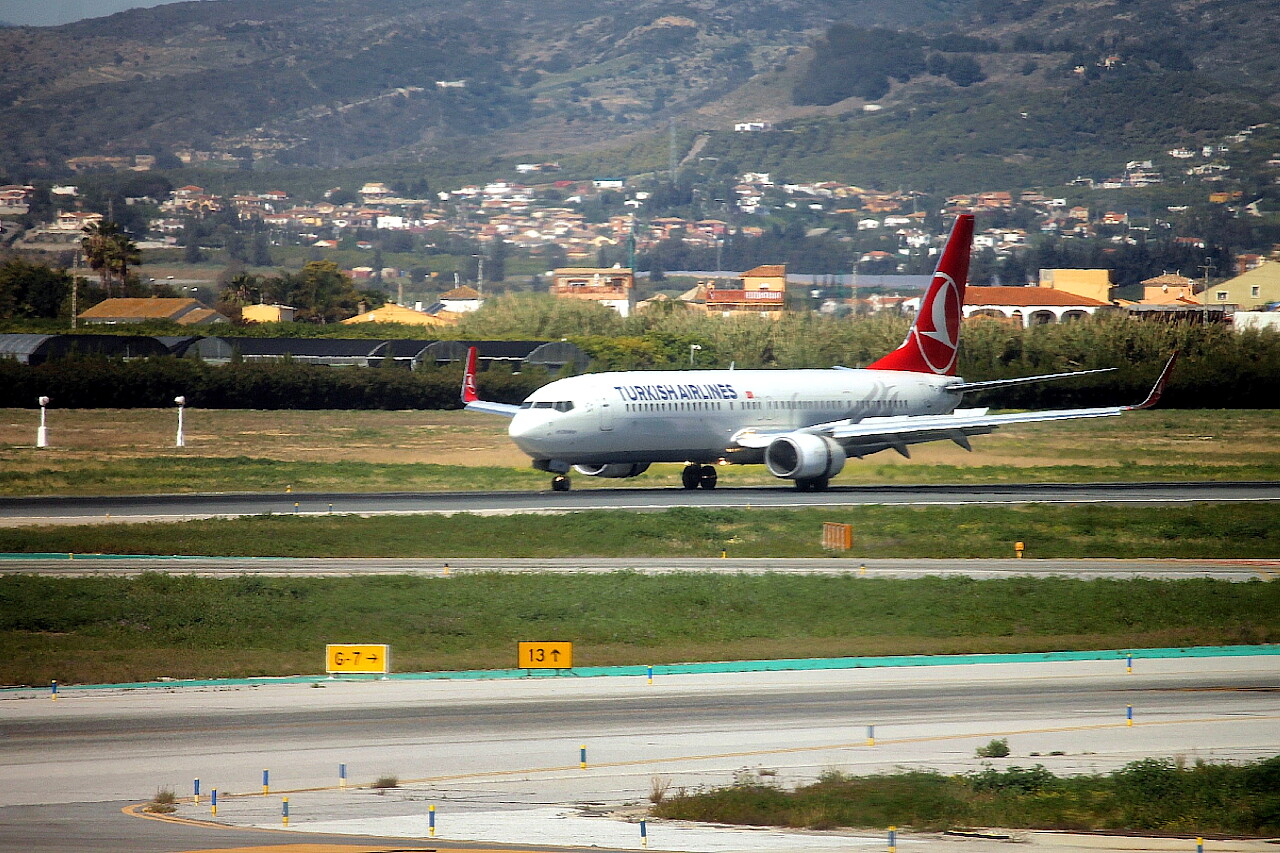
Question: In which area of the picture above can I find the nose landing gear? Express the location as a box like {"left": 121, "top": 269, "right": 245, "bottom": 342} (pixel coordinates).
{"left": 551, "top": 475, "right": 571, "bottom": 492}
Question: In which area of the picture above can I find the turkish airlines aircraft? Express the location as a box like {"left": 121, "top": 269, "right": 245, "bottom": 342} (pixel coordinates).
{"left": 464, "top": 214, "right": 1175, "bottom": 491}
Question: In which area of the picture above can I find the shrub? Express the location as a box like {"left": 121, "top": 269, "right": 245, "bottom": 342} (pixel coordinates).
{"left": 969, "top": 764, "right": 1055, "bottom": 794}
{"left": 976, "top": 738, "right": 1011, "bottom": 758}
{"left": 144, "top": 788, "right": 177, "bottom": 813}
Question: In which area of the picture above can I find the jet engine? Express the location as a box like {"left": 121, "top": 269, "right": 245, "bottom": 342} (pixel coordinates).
{"left": 764, "top": 434, "right": 846, "bottom": 481}
{"left": 572, "top": 463, "right": 651, "bottom": 478}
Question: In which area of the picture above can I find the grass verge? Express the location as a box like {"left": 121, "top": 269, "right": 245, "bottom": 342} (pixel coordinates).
{"left": 6, "top": 458, "right": 1280, "bottom": 497}
{"left": 653, "top": 757, "right": 1280, "bottom": 836}
{"left": 1, "top": 574, "right": 1275, "bottom": 685}
{"left": 2, "top": 408, "right": 1279, "bottom": 496}
{"left": 2, "top": 504, "right": 1279, "bottom": 559}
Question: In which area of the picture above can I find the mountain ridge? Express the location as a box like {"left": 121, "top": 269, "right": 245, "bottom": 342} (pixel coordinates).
{"left": 2, "top": 0, "right": 1278, "bottom": 193}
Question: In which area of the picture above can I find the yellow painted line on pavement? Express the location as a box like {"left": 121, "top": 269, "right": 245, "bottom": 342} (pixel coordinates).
{"left": 184, "top": 713, "right": 1280, "bottom": 800}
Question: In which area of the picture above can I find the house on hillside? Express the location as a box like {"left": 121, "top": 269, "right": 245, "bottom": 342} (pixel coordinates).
{"left": 551, "top": 266, "right": 635, "bottom": 317}
{"left": 438, "top": 285, "right": 483, "bottom": 313}
{"left": 1204, "top": 261, "right": 1280, "bottom": 310}
{"left": 1039, "top": 269, "right": 1114, "bottom": 303}
{"left": 1138, "top": 273, "right": 1200, "bottom": 305}
{"left": 957, "top": 286, "right": 1113, "bottom": 327}
{"left": 705, "top": 264, "right": 788, "bottom": 318}
{"left": 340, "top": 303, "right": 459, "bottom": 327}
{"left": 241, "top": 304, "right": 296, "bottom": 324}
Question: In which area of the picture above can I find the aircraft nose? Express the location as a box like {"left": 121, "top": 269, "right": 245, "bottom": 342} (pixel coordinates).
{"left": 508, "top": 411, "right": 549, "bottom": 450}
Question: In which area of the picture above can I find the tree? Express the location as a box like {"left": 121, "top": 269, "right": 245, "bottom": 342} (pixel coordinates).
{"left": 181, "top": 219, "right": 204, "bottom": 264}
{"left": 0, "top": 258, "right": 72, "bottom": 319}
{"left": 269, "top": 260, "right": 362, "bottom": 323}
{"left": 945, "top": 55, "right": 986, "bottom": 87}
{"left": 81, "top": 220, "right": 120, "bottom": 292}
{"left": 487, "top": 238, "right": 509, "bottom": 282}
{"left": 251, "top": 232, "right": 273, "bottom": 267}
{"left": 80, "top": 220, "right": 140, "bottom": 295}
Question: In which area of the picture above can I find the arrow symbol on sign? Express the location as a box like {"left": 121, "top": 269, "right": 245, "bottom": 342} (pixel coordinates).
{"left": 550, "top": 650, "right": 560, "bottom": 661}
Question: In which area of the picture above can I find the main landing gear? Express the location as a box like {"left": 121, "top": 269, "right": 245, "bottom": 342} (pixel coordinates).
{"left": 681, "top": 463, "right": 718, "bottom": 490}
{"left": 551, "top": 475, "right": 571, "bottom": 491}
{"left": 794, "top": 477, "right": 830, "bottom": 491}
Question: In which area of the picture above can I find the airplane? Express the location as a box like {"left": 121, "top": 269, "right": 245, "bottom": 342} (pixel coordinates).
{"left": 463, "top": 213, "right": 1176, "bottom": 491}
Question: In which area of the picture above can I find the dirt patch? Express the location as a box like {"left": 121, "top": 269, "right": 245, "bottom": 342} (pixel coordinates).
{"left": 0, "top": 408, "right": 526, "bottom": 467}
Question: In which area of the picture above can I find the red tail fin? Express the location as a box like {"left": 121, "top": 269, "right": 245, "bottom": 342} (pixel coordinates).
{"left": 461, "top": 345, "right": 480, "bottom": 403}
{"left": 867, "top": 214, "right": 973, "bottom": 375}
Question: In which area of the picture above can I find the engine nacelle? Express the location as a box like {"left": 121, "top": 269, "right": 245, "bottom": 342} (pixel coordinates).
{"left": 764, "top": 434, "right": 846, "bottom": 481}
{"left": 572, "top": 463, "right": 651, "bottom": 478}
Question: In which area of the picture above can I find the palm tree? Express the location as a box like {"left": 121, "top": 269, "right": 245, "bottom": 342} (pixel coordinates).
{"left": 110, "top": 231, "right": 141, "bottom": 289}
{"left": 81, "top": 220, "right": 121, "bottom": 294}
{"left": 80, "top": 221, "right": 141, "bottom": 295}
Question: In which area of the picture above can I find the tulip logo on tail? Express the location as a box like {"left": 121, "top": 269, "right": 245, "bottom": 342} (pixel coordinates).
{"left": 867, "top": 214, "right": 972, "bottom": 376}
{"left": 911, "top": 271, "right": 961, "bottom": 375}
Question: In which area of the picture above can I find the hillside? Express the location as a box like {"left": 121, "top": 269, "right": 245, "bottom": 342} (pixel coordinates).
{"left": 1, "top": 0, "right": 1278, "bottom": 193}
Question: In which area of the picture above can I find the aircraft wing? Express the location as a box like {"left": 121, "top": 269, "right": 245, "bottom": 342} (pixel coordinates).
{"left": 732, "top": 353, "right": 1177, "bottom": 459}
{"left": 823, "top": 405, "right": 1123, "bottom": 458}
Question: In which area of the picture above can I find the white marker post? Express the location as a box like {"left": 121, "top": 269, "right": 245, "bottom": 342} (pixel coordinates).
{"left": 36, "top": 396, "right": 49, "bottom": 447}
{"left": 174, "top": 396, "right": 186, "bottom": 447}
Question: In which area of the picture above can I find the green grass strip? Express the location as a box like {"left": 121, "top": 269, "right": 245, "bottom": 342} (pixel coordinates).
{"left": 2, "top": 504, "right": 1280, "bottom": 558}
{"left": 2, "top": 574, "right": 1276, "bottom": 685}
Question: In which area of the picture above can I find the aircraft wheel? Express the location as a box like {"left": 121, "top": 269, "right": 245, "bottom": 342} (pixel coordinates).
{"left": 551, "top": 475, "right": 571, "bottom": 492}
{"left": 811, "top": 477, "right": 830, "bottom": 491}
{"left": 699, "top": 464, "right": 718, "bottom": 490}
{"left": 681, "top": 464, "right": 701, "bottom": 490}
{"left": 794, "top": 479, "right": 813, "bottom": 491}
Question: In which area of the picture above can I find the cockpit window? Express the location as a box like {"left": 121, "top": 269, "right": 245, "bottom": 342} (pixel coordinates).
{"left": 522, "top": 401, "right": 575, "bottom": 412}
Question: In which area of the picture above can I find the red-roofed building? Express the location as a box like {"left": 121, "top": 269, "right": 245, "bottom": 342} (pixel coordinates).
{"left": 961, "top": 286, "right": 1112, "bottom": 327}
{"left": 705, "top": 264, "right": 788, "bottom": 317}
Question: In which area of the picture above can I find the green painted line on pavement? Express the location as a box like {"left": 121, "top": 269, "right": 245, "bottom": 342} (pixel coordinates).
{"left": 7, "top": 644, "right": 1275, "bottom": 694}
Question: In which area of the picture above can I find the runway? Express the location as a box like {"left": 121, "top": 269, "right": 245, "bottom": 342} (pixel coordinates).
{"left": 1, "top": 555, "right": 1276, "bottom": 580}
{"left": 1, "top": 656, "right": 1276, "bottom": 852}
{"left": 1, "top": 480, "right": 1278, "bottom": 527}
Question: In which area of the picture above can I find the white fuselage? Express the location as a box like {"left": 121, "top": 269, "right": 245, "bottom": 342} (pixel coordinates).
{"left": 508, "top": 368, "right": 963, "bottom": 466}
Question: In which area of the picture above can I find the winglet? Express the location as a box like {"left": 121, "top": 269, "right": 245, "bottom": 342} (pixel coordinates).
{"left": 462, "top": 345, "right": 480, "bottom": 404}
{"left": 1126, "top": 351, "right": 1178, "bottom": 411}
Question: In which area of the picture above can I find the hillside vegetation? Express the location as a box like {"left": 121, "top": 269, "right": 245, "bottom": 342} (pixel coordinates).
{"left": 2, "top": 0, "right": 1279, "bottom": 193}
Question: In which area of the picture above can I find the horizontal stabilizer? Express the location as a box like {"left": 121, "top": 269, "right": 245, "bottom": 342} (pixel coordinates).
{"left": 946, "top": 367, "right": 1115, "bottom": 394}
{"left": 465, "top": 400, "right": 521, "bottom": 417}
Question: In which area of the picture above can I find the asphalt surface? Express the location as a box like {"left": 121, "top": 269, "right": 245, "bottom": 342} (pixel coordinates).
{"left": 2, "top": 481, "right": 1278, "bottom": 527}
{"left": 2, "top": 657, "right": 1277, "bottom": 852}
{"left": 1, "top": 556, "right": 1276, "bottom": 580}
